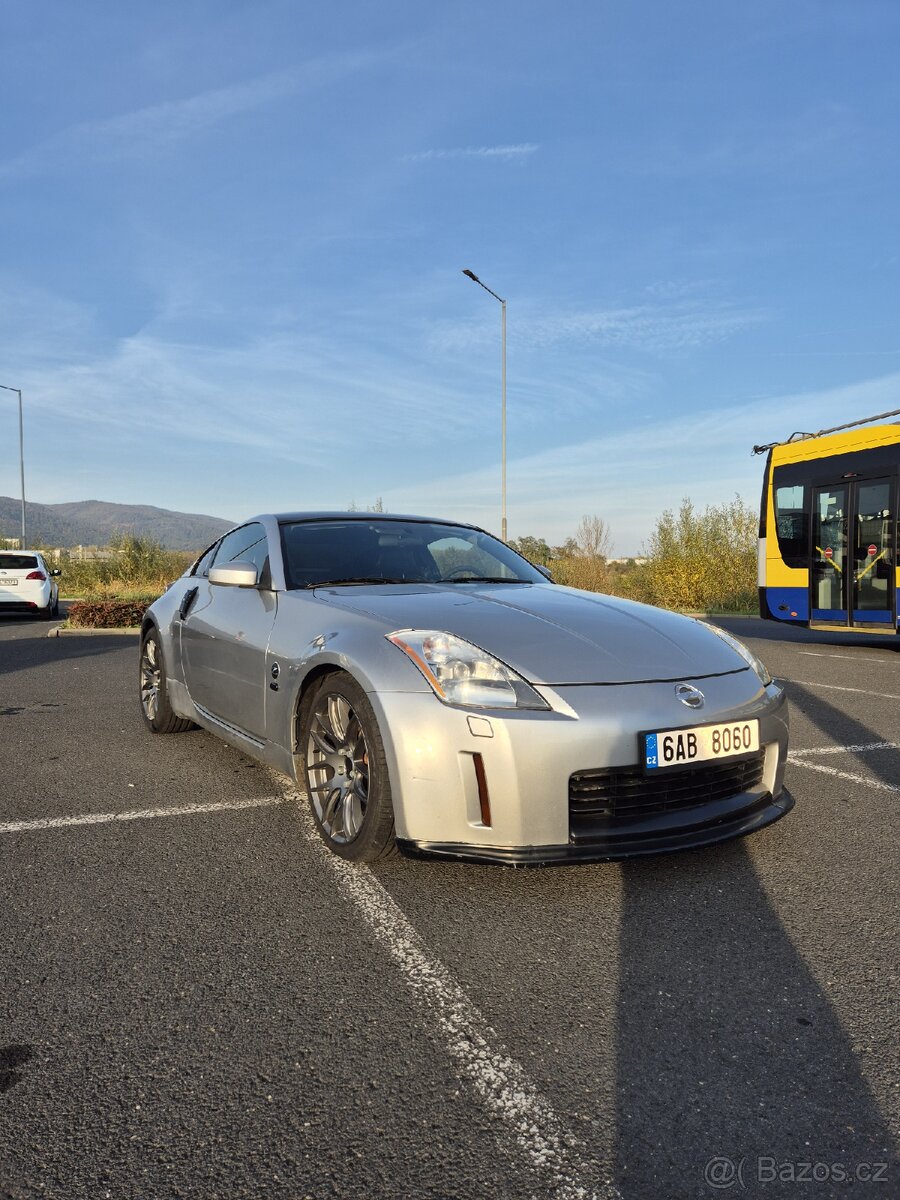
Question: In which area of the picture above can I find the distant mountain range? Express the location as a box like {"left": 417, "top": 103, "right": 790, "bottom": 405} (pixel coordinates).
{"left": 0, "top": 497, "right": 234, "bottom": 551}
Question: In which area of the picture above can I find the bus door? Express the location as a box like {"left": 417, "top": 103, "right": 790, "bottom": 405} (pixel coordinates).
{"left": 811, "top": 485, "right": 848, "bottom": 623}
{"left": 811, "top": 480, "right": 896, "bottom": 627}
{"left": 851, "top": 478, "right": 895, "bottom": 627}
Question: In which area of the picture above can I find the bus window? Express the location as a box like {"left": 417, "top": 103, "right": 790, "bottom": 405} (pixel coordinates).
{"left": 773, "top": 483, "right": 808, "bottom": 567}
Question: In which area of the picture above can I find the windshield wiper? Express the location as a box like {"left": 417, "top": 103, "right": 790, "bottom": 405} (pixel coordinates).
{"left": 303, "top": 577, "right": 430, "bottom": 589}
{"left": 442, "top": 576, "right": 531, "bottom": 584}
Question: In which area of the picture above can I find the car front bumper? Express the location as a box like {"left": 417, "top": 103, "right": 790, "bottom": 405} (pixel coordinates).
{"left": 398, "top": 790, "right": 794, "bottom": 864}
{"left": 368, "top": 671, "right": 790, "bottom": 862}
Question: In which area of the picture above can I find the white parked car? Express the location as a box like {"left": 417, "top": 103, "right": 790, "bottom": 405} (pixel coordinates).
{"left": 0, "top": 551, "right": 61, "bottom": 619}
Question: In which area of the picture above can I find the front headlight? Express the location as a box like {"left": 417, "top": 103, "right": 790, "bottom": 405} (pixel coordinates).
{"left": 701, "top": 622, "right": 773, "bottom": 687}
{"left": 387, "top": 630, "right": 550, "bottom": 710}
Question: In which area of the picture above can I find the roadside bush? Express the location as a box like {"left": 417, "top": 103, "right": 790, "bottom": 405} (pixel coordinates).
{"left": 522, "top": 497, "right": 757, "bottom": 613}
{"left": 633, "top": 496, "right": 757, "bottom": 612}
{"left": 56, "top": 535, "right": 193, "bottom": 598}
{"left": 66, "top": 596, "right": 157, "bottom": 629}
{"left": 551, "top": 555, "right": 611, "bottom": 592}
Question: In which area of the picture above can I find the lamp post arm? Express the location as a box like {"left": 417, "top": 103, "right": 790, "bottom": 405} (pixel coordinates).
{"left": 462, "top": 269, "right": 505, "bottom": 305}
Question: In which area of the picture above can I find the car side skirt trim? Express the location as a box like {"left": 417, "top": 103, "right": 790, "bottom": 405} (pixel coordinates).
{"left": 193, "top": 702, "right": 266, "bottom": 750}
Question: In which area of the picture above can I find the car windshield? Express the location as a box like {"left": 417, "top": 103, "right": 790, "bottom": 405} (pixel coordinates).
{"left": 0, "top": 554, "right": 38, "bottom": 570}
{"left": 279, "top": 519, "right": 546, "bottom": 589}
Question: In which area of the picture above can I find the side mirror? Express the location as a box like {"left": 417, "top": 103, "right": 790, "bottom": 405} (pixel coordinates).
{"left": 50, "top": 569, "right": 62, "bottom": 577}
{"left": 535, "top": 564, "right": 553, "bottom": 581}
{"left": 209, "top": 561, "right": 259, "bottom": 588}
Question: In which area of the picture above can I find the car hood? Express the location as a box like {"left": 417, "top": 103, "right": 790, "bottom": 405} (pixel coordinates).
{"left": 316, "top": 583, "right": 749, "bottom": 685}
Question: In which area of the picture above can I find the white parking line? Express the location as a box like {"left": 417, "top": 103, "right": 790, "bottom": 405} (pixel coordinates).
{"left": 282, "top": 787, "right": 618, "bottom": 1200}
{"left": 787, "top": 758, "right": 899, "bottom": 793}
{"left": 798, "top": 651, "right": 896, "bottom": 662}
{"left": 4, "top": 784, "right": 617, "bottom": 1197}
{"left": 787, "top": 742, "right": 899, "bottom": 792}
{"left": 0, "top": 795, "right": 284, "bottom": 835}
{"left": 781, "top": 679, "right": 900, "bottom": 700}
{"left": 790, "top": 742, "right": 900, "bottom": 757}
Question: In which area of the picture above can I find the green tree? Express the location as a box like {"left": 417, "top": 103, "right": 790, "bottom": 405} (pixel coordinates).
{"left": 508, "top": 535, "right": 552, "bottom": 565}
{"left": 551, "top": 537, "right": 578, "bottom": 558}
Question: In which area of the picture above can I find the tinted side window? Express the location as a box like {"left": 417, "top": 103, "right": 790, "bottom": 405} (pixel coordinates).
{"left": 192, "top": 542, "right": 219, "bottom": 578}
{"left": 213, "top": 523, "right": 269, "bottom": 577}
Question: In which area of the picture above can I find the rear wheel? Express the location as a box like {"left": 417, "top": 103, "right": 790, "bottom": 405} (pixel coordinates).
{"left": 299, "top": 672, "right": 396, "bottom": 862}
{"left": 139, "top": 628, "right": 194, "bottom": 734}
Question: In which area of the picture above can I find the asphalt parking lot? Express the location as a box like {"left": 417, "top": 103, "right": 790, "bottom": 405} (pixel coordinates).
{"left": 1, "top": 611, "right": 897, "bottom": 1200}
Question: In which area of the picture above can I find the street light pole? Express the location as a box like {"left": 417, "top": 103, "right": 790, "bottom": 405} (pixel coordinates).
{"left": 0, "top": 384, "right": 26, "bottom": 548}
{"left": 462, "top": 269, "right": 508, "bottom": 542}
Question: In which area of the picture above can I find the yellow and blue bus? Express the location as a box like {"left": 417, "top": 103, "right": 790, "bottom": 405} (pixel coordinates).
{"left": 755, "top": 412, "right": 900, "bottom": 634}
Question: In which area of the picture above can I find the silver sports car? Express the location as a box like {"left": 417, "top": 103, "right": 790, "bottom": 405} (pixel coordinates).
{"left": 139, "top": 512, "right": 791, "bottom": 864}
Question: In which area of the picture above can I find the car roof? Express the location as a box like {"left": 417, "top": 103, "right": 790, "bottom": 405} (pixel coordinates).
{"left": 253, "top": 512, "right": 483, "bottom": 532}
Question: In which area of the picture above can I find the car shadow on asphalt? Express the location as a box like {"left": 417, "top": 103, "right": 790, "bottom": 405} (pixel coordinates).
{"left": 784, "top": 682, "right": 899, "bottom": 790}
{"left": 0, "top": 615, "right": 59, "bottom": 633}
{"left": 375, "top": 821, "right": 898, "bottom": 1198}
{"left": 0, "top": 626, "right": 137, "bottom": 680}
{"left": 715, "top": 616, "right": 899, "bottom": 654}
{"left": 614, "top": 839, "right": 897, "bottom": 1198}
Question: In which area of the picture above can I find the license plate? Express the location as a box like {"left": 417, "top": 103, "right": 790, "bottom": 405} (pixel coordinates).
{"left": 0, "top": 578, "right": 18, "bottom": 586}
{"left": 643, "top": 719, "right": 759, "bottom": 772}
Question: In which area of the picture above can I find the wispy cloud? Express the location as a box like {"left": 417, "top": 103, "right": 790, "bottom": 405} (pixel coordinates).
{"left": 403, "top": 143, "right": 538, "bottom": 163}
{"left": 643, "top": 278, "right": 719, "bottom": 300}
{"left": 380, "top": 370, "right": 900, "bottom": 550}
{"left": 429, "top": 299, "right": 767, "bottom": 356}
{"left": 0, "top": 51, "right": 379, "bottom": 182}
{"left": 6, "top": 275, "right": 897, "bottom": 542}
{"left": 0, "top": 281, "right": 101, "bottom": 363}
{"left": 7, "top": 322, "right": 485, "bottom": 470}
{"left": 521, "top": 303, "right": 766, "bottom": 351}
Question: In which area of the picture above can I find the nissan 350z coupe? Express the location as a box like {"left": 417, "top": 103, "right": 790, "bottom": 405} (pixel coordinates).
{"left": 139, "top": 513, "right": 791, "bottom": 864}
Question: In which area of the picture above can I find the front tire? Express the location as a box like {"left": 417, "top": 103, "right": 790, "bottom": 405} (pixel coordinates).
{"left": 139, "top": 627, "right": 193, "bottom": 734}
{"left": 298, "top": 672, "right": 396, "bottom": 862}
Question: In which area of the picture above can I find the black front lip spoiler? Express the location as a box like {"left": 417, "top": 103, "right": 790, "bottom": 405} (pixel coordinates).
{"left": 397, "top": 791, "right": 794, "bottom": 867}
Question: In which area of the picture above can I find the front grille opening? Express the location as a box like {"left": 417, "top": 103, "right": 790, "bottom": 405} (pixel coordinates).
{"left": 570, "top": 751, "right": 766, "bottom": 826}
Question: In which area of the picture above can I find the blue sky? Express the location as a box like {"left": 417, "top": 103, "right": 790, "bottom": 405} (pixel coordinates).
{"left": 2, "top": 0, "right": 899, "bottom": 553}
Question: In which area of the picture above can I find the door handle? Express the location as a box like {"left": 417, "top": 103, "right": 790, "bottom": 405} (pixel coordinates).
{"left": 179, "top": 586, "right": 199, "bottom": 621}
